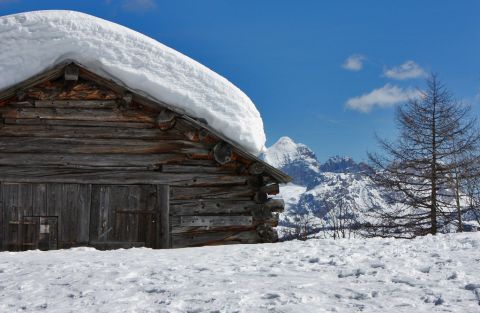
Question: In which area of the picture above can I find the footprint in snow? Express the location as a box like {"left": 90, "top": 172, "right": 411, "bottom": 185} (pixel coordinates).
{"left": 262, "top": 293, "right": 280, "bottom": 300}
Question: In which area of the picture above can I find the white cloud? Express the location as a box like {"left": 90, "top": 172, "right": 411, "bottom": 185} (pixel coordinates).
{"left": 346, "top": 84, "right": 420, "bottom": 113}
{"left": 342, "top": 54, "right": 365, "bottom": 71}
{"left": 384, "top": 60, "right": 426, "bottom": 80}
{"left": 121, "top": 0, "right": 157, "bottom": 12}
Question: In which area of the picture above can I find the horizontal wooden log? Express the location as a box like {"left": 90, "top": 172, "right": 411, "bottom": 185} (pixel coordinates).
{"left": 0, "top": 124, "right": 185, "bottom": 140}
{"left": 0, "top": 137, "right": 210, "bottom": 154}
{"left": 3, "top": 118, "right": 156, "bottom": 129}
{"left": 171, "top": 186, "right": 254, "bottom": 200}
{"left": 7, "top": 101, "right": 34, "bottom": 108}
{"left": 34, "top": 100, "right": 119, "bottom": 109}
{"left": 171, "top": 230, "right": 258, "bottom": 248}
{"left": 170, "top": 200, "right": 259, "bottom": 215}
{"left": 0, "top": 166, "right": 249, "bottom": 186}
{"left": 179, "top": 216, "right": 253, "bottom": 227}
{"left": 162, "top": 164, "right": 236, "bottom": 174}
{"left": 0, "top": 107, "right": 155, "bottom": 123}
{"left": 263, "top": 198, "right": 285, "bottom": 212}
{"left": 260, "top": 184, "right": 280, "bottom": 195}
{"left": 0, "top": 153, "right": 185, "bottom": 168}
{"left": 171, "top": 225, "right": 254, "bottom": 235}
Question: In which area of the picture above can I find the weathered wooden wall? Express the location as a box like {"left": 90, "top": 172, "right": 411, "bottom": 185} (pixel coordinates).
{"left": 0, "top": 65, "right": 283, "bottom": 250}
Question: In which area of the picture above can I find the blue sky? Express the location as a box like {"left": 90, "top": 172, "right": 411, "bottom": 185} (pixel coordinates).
{"left": 1, "top": 0, "right": 479, "bottom": 161}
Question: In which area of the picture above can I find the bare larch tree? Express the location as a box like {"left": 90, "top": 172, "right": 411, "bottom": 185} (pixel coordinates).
{"left": 367, "top": 74, "right": 479, "bottom": 237}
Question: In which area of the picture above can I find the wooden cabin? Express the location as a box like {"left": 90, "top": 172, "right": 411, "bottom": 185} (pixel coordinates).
{"left": 0, "top": 62, "right": 290, "bottom": 251}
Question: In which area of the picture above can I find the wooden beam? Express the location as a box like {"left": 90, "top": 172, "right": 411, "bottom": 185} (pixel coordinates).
{"left": 162, "top": 164, "right": 235, "bottom": 174}
{"left": 3, "top": 117, "right": 156, "bottom": 129}
{"left": 34, "top": 100, "right": 118, "bottom": 109}
{"left": 263, "top": 198, "right": 285, "bottom": 212}
{"left": 180, "top": 216, "right": 252, "bottom": 227}
{"left": 0, "top": 153, "right": 185, "bottom": 168}
{"left": 170, "top": 200, "right": 259, "bottom": 215}
{"left": 260, "top": 184, "right": 280, "bottom": 195}
{"left": 171, "top": 230, "right": 258, "bottom": 247}
{"left": 0, "top": 124, "right": 185, "bottom": 140}
{"left": 171, "top": 186, "right": 254, "bottom": 200}
{"left": 0, "top": 137, "right": 211, "bottom": 155}
{"left": 0, "top": 166, "right": 249, "bottom": 186}
{"left": 0, "top": 107, "right": 156, "bottom": 123}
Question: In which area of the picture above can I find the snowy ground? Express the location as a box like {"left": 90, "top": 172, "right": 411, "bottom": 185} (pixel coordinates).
{"left": 1, "top": 234, "right": 479, "bottom": 313}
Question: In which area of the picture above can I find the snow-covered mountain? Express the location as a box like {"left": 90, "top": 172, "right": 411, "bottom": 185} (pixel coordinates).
{"left": 320, "top": 156, "right": 370, "bottom": 174}
{"left": 263, "top": 137, "right": 321, "bottom": 188}
{"left": 264, "top": 137, "right": 479, "bottom": 237}
{"left": 262, "top": 137, "right": 389, "bottom": 234}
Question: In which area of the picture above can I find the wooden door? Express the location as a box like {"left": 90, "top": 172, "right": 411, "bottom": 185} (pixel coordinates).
{"left": 89, "top": 184, "right": 169, "bottom": 249}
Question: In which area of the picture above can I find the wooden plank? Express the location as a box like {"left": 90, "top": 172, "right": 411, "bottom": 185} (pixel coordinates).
{"left": 1, "top": 183, "right": 33, "bottom": 251}
{"left": 0, "top": 137, "right": 211, "bottom": 154}
{"left": 171, "top": 230, "right": 258, "bottom": 248}
{"left": 170, "top": 200, "right": 259, "bottom": 215}
{"left": 180, "top": 216, "right": 252, "bottom": 227}
{"left": 0, "top": 167, "right": 249, "bottom": 186}
{"left": 171, "top": 186, "right": 254, "bottom": 200}
{"left": 90, "top": 185, "right": 113, "bottom": 242}
{"left": 3, "top": 118, "right": 156, "bottom": 129}
{"left": 0, "top": 107, "right": 155, "bottom": 123}
{"left": 157, "top": 185, "right": 170, "bottom": 249}
{"left": 0, "top": 153, "right": 185, "bottom": 168}
{"left": 89, "top": 185, "right": 101, "bottom": 242}
{"left": 77, "top": 184, "right": 91, "bottom": 244}
{"left": 31, "top": 183, "right": 47, "bottom": 217}
{"left": 0, "top": 125, "right": 185, "bottom": 140}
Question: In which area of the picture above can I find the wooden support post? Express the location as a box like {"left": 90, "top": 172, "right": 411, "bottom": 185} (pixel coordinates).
{"left": 64, "top": 64, "right": 79, "bottom": 81}
{"left": 213, "top": 141, "right": 233, "bottom": 164}
{"left": 156, "top": 109, "right": 176, "bottom": 130}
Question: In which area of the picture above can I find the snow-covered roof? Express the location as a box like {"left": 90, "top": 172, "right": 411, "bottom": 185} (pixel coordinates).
{"left": 0, "top": 10, "right": 266, "bottom": 155}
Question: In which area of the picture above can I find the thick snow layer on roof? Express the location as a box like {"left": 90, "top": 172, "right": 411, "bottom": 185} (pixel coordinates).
{"left": 0, "top": 10, "right": 266, "bottom": 154}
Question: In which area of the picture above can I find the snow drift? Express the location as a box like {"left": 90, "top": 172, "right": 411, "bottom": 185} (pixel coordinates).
{"left": 0, "top": 10, "right": 265, "bottom": 154}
